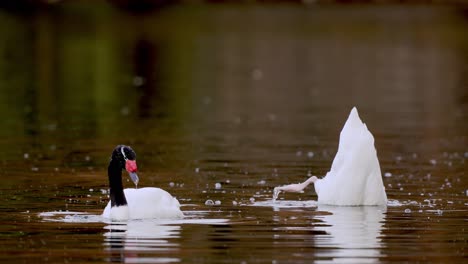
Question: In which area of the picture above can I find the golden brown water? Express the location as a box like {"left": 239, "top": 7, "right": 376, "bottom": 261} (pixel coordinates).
{"left": 0, "top": 3, "right": 467, "bottom": 263}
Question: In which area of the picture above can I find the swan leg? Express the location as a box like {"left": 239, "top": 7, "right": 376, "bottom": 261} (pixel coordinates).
{"left": 273, "top": 176, "right": 318, "bottom": 201}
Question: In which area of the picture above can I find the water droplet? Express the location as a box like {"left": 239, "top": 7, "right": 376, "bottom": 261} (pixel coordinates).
{"left": 24, "top": 153, "right": 29, "bottom": 159}
{"left": 120, "top": 106, "right": 130, "bottom": 116}
{"left": 46, "top": 123, "right": 57, "bottom": 131}
{"left": 257, "top": 180, "right": 266, "bottom": 185}
{"left": 169, "top": 182, "right": 175, "bottom": 187}
{"left": 436, "top": 209, "right": 443, "bottom": 215}
{"left": 89, "top": 188, "right": 93, "bottom": 192}
{"left": 307, "top": 151, "right": 314, "bottom": 158}
{"left": 252, "top": 68, "right": 263, "bottom": 80}
{"left": 215, "top": 200, "right": 221, "bottom": 205}
{"left": 268, "top": 114, "right": 277, "bottom": 121}
{"left": 205, "top": 200, "right": 214, "bottom": 206}
{"left": 133, "top": 76, "right": 145, "bottom": 86}
{"left": 249, "top": 197, "right": 255, "bottom": 203}
{"left": 384, "top": 172, "right": 392, "bottom": 177}
{"left": 429, "top": 159, "right": 437, "bottom": 165}
{"left": 296, "top": 151, "right": 302, "bottom": 157}
{"left": 404, "top": 208, "right": 411, "bottom": 213}
{"left": 202, "top": 96, "right": 212, "bottom": 105}
{"left": 195, "top": 168, "right": 200, "bottom": 173}
{"left": 232, "top": 201, "right": 238, "bottom": 206}
{"left": 215, "top": 183, "right": 222, "bottom": 189}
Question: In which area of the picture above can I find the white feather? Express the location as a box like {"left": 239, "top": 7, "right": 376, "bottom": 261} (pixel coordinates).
{"left": 102, "top": 187, "right": 184, "bottom": 220}
{"left": 314, "top": 107, "right": 387, "bottom": 205}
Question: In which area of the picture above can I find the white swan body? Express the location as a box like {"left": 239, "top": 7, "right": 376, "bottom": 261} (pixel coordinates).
{"left": 273, "top": 107, "right": 387, "bottom": 206}
{"left": 314, "top": 107, "right": 387, "bottom": 205}
{"left": 102, "top": 187, "right": 184, "bottom": 221}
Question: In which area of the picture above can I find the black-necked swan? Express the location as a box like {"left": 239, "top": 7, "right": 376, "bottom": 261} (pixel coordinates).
{"left": 274, "top": 107, "right": 387, "bottom": 206}
{"left": 102, "top": 145, "right": 184, "bottom": 220}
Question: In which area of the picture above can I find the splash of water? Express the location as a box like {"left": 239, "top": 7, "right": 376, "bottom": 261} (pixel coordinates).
{"left": 39, "top": 210, "right": 229, "bottom": 225}
{"left": 272, "top": 187, "right": 281, "bottom": 202}
{"left": 252, "top": 199, "right": 318, "bottom": 208}
{"left": 39, "top": 211, "right": 103, "bottom": 223}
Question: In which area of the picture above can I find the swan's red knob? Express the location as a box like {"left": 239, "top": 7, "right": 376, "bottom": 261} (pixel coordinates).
{"left": 125, "top": 160, "right": 138, "bottom": 173}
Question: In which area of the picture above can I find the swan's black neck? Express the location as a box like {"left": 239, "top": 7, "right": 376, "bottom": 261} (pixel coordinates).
{"left": 108, "top": 158, "right": 127, "bottom": 207}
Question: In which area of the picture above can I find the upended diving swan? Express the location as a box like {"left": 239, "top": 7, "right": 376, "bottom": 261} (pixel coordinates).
{"left": 274, "top": 107, "right": 387, "bottom": 206}
{"left": 102, "top": 145, "right": 184, "bottom": 220}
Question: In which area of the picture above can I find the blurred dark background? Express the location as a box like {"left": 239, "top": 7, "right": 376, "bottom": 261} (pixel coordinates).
{"left": 0, "top": 0, "right": 466, "bottom": 177}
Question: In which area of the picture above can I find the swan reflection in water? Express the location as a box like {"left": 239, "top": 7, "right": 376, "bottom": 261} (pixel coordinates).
{"left": 315, "top": 205, "right": 386, "bottom": 263}
{"left": 104, "top": 220, "right": 181, "bottom": 263}
{"left": 103, "top": 218, "right": 229, "bottom": 263}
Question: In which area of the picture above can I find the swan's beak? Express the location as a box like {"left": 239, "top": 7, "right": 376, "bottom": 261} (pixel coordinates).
{"left": 128, "top": 172, "right": 139, "bottom": 186}
{"left": 125, "top": 160, "right": 139, "bottom": 185}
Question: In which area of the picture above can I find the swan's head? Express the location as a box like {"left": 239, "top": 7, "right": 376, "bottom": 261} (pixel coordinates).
{"left": 112, "top": 145, "right": 139, "bottom": 186}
